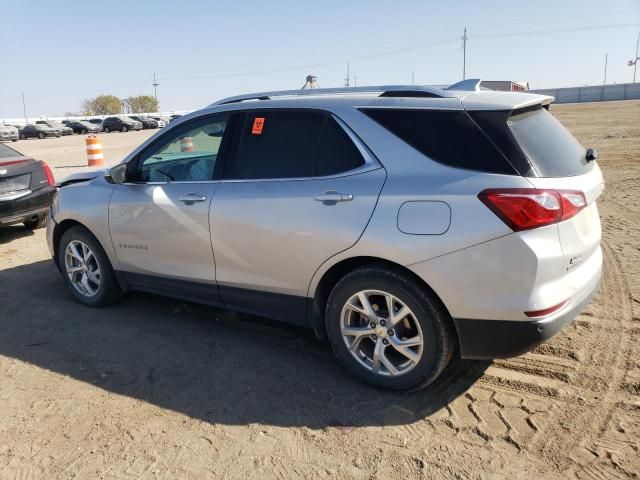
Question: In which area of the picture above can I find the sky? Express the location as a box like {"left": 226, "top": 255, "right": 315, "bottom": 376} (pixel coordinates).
{"left": 1, "top": 0, "right": 639, "bottom": 118}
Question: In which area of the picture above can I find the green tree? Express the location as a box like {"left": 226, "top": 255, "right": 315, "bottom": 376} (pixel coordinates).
{"left": 125, "top": 95, "right": 159, "bottom": 113}
{"left": 81, "top": 95, "right": 122, "bottom": 115}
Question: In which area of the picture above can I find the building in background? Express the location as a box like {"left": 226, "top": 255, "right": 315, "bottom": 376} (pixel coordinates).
{"left": 481, "top": 80, "right": 529, "bottom": 91}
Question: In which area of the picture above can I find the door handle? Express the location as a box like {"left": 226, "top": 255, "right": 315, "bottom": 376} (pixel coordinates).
{"left": 314, "top": 191, "right": 353, "bottom": 204}
{"left": 179, "top": 193, "right": 207, "bottom": 204}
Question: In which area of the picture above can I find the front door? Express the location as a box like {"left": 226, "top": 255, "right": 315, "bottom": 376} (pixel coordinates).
{"left": 109, "top": 113, "right": 232, "bottom": 302}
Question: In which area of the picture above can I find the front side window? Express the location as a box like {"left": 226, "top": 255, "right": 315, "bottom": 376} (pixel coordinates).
{"left": 225, "top": 110, "right": 365, "bottom": 180}
{"left": 137, "top": 114, "right": 228, "bottom": 182}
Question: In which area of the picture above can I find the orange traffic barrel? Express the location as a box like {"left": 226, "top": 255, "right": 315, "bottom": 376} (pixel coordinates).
{"left": 85, "top": 136, "right": 104, "bottom": 167}
{"left": 180, "top": 137, "right": 194, "bottom": 152}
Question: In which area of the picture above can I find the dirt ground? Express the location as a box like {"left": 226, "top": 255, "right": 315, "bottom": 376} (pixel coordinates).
{"left": 1, "top": 102, "right": 639, "bottom": 479}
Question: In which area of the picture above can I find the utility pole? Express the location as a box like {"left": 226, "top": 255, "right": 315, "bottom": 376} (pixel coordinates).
{"left": 411, "top": 70, "right": 415, "bottom": 85}
{"left": 345, "top": 62, "right": 350, "bottom": 87}
{"left": 634, "top": 30, "right": 640, "bottom": 82}
{"left": 152, "top": 72, "right": 160, "bottom": 101}
{"left": 462, "top": 27, "right": 468, "bottom": 80}
{"left": 354, "top": 75, "right": 357, "bottom": 87}
{"left": 22, "top": 92, "right": 27, "bottom": 124}
{"left": 603, "top": 53, "right": 608, "bottom": 85}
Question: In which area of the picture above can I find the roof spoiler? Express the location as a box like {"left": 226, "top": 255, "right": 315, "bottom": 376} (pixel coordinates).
{"left": 446, "top": 78, "right": 482, "bottom": 92}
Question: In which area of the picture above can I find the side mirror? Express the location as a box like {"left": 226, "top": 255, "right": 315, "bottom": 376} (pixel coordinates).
{"left": 105, "top": 163, "right": 127, "bottom": 184}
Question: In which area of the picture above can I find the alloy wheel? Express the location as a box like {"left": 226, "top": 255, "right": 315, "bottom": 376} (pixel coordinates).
{"left": 64, "top": 240, "right": 101, "bottom": 297}
{"left": 340, "top": 289, "right": 424, "bottom": 377}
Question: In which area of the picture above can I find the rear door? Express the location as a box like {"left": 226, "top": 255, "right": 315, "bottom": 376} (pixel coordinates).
{"left": 210, "top": 109, "right": 386, "bottom": 323}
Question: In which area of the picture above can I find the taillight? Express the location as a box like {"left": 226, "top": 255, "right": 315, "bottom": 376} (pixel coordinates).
{"left": 478, "top": 188, "right": 587, "bottom": 231}
{"left": 42, "top": 161, "right": 55, "bottom": 187}
{"left": 524, "top": 300, "right": 567, "bottom": 318}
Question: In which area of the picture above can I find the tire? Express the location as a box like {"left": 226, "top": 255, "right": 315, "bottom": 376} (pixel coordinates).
{"left": 82, "top": 129, "right": 87, "bottom": 135}
{"left": 23, "top": 215, "right": 47, "bottom": 230}
{"left": 57, "top": 226, "right": 124, "bottom": 307}
{"left": 121, "top": 125, "right": 128, "bottom": 133}
{"left": 325, "top": 265, "right": 455, "bottom": 391}
{"left": 20, "top": 133, "right": 26, "bottom": 140}
{"left": 38, "top": 132, "right": 45, "bottom": 139}
{"left": 104, "top": 127, "right": 110, "bottom": 133}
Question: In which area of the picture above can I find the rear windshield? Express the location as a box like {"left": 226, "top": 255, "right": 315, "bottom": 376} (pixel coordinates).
{"left": 361, "top": 109, "right": 516, "bottom": 175}
{"left": 0, "top": 143, "right": 21, "bottom": 159}
{"left": 506, "top": 107, "right": 591, "bottom": 177}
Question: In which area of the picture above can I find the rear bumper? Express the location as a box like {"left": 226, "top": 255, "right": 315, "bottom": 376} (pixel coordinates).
{"left": 0, "top": 187, "right": 55, "bottom": 226}
{"left": 453, "top": 265, "right": 602, "bottom": 359}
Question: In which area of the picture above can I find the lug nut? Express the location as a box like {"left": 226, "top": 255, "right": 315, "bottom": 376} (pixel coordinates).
{"left": 379, "top": 320, "right": 386, "bottom": 326}
{"left": 388, "top": 330, "right": 394, "bottom": 336}
{"left": 382, "top": 339, "right": 389, "bottom": 345}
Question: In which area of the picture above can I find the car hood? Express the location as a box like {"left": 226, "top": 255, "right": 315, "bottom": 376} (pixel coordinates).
{"left": 57, "top": 169, "right": 106, "bottom": 187}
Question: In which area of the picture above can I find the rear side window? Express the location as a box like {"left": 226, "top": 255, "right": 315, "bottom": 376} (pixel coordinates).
{"left": 226, "top": 111, "right": 365, "bottom": 180}
{"left": 507, "top": 107, "right": 591, "bottom": 177}
{"left": 361, "top": 109, "right": 515, "bottom": 174}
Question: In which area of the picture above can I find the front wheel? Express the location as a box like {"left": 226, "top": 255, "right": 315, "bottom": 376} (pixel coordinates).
{"left": 38, "top": 132, "right": 45, "bottom": 139}
{"left": 104, "top": 127, "right": 110, "bottom": 133}
{"left": 121, "top": 125, "right": 128, "bottom": 133}
{"left": 58, "top": 226, "right": 124, "bottom": 307}
{"left": 325, "top": 265, "right": 455, "bottom": 391}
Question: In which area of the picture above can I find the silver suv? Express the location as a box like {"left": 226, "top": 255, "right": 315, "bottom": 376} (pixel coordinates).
{"left": 47, "top": 80, "right": 603, "bottom": 390}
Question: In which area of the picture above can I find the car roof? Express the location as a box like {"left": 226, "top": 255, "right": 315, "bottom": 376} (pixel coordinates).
{"left": 207, "top": 80, "right": 553, "bottom": 113}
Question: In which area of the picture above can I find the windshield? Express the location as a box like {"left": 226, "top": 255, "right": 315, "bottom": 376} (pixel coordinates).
{"left": 508, "top": 107, "right": 591, "bottom": 177}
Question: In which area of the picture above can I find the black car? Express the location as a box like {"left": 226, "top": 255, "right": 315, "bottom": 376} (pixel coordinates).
{"left": 0, "top": 143, "right": 56, "bottom": 229}
{"left": 19, "top": 124, "right": 61, "bottom": 139}
{"left": 66, "top": 120, "right": 101, "bottom": 135}
{"left": 36, "top": 120, "right": 73, "bottom": 136}
{"left": 102, "top": 116, "right": 142, "bottom": 133}
{"left": 129, "top": 115, "right": 158, "bottom": 129}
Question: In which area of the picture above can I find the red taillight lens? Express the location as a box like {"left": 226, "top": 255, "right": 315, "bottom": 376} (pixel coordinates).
{"left": 42, "top": 162, "right": 55, "bottom": 187}
{"left": 524, "top": 300, "right": 567, "bottom": 318}
{"left": 479, "top": 188, "right": 586, "bottom": 231}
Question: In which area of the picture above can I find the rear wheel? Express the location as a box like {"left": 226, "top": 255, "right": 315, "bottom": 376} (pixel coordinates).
{"left": 20, "top": 133, "right": 26, "bottom": 140}
{"left": 23, "top": 215, "right": 47, "bottom": 230}
{"left": 104, "top": 127, "right": 110, "bottom": 133}
{"left": 58, "top": 226, "right": 124, "bottom": 307}
{"left": 325, "top": 265, "right": 454, "bottom": 390}
{"left": 82, "top": 129, "right": 87, "bottom": 135}
{"left": 38, "top": 132, "right": 45, "bottom": 139}
{"left": 121, "top": 125, "right": 128, "bottom": 133}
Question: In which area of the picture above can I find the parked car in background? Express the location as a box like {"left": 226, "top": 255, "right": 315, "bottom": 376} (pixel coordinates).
{"left": 102, "top": 116, "right": 142, "bottom": 133}
{"left": 0, "top": 125, "right": 19, "bottom": 142}
{"left": 19, "top": 124, "right": 61, "bottom": 139}
{"left": 0, "top": 143, "right": 56, "bottom": 229}
{"left": 150, "top": 116, "right": 167, "bottom": 127}
{"left": 169, "top": 114, "right": 182, "bottom": 122}
{"left": 129, "top": 115, "right": 159, "bottom": 129}
{"left": 47, "top": 82, "right": 603, "bottom": 391}
{"left": 36, "top": 120, "right": 73, "bottom": 136}
{"left": 85, "top": 118, "right": 104, "bottom": 131}
{"left": 66, "top": 121, "right": 101, "bottom": 135}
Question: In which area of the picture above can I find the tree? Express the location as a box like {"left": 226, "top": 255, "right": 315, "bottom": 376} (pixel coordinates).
{"left": 125, "top": 95, "right": 159, "bottom": 114}
{"left": 81, "top": 95, "right": 122, "bottom": 115}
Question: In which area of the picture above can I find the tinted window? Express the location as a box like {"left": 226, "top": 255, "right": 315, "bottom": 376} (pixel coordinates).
{"left": 316, "top": 117, "right": 365, "bottom": 176}
{"left": 228, "top": 111, "right": 323, "bottom": 179}
{"left": 507, "top": 107, "right": 591, "bottom": 177}
{"left": 227, "top": 111, "right": 365, "bottom": 180}
{"left": 0, "top": 143, "right": 21, "bottom": 159}
{"left": 361, "top": 109, "right": 515, "bottom": 174}
{"left": 138, "top": 114, "right": 228, "bottom": 182}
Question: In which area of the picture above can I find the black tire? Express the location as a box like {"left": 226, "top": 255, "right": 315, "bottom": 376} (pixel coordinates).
{"left": 121, "top": 125, "right": 128, "bottom": 133}
{"left": 57, "top": 226, "right": 124, "bottom": 307}
{"left": 20, "top": 133, "right": 26, "bottom": 140}
{"left": 104, "top": 127, "right": 110, "bottom": 133}
{"left": 38, "top": 132, "right": 45, "bottom": 139}
{"left": 23, "top": 215, "right": 47, "bottom": 230}
{"left": 82, "top": 129, "right": 87, "bottom": 135}
{"left": 325, "top": 265, "right": 455, "bottom": 391}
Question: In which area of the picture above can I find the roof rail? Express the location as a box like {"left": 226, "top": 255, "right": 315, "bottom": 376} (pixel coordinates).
{"left": 210, "top": 85, "right": 453, "bottom": 106}
{"left": 446, "top": 78, "right": 482, "bottom": 92}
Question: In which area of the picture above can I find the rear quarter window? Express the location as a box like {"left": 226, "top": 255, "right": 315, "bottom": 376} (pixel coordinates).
{"left": 360, "top": 109, "right": 516, "bottom": 175}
